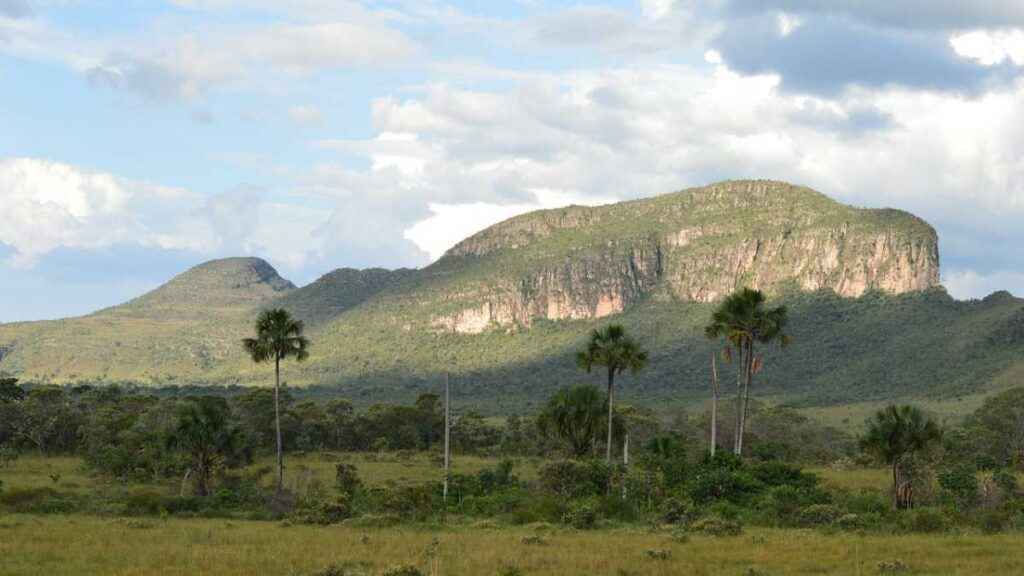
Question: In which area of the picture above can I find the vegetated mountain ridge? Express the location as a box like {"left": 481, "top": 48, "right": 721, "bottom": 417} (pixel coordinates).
{"left": 426, "top": 180, "right": 938, "bottom": 333}
{"left": 0, "top": 180, "right": 1019, "bottom": 414}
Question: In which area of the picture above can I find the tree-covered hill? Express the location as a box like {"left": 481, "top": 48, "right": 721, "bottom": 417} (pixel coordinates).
{"left": 0, "top": 180, "right": 1020, "bottom": 415}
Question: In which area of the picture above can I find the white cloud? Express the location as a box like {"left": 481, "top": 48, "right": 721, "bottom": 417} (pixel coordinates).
{"left": 951, "top": 29, "right": 1024, "bottom": 66}
{"left": 404, "top": 189, "right": 616, "bottom": 261}
{"left": 776, "top": 12, "right": 803, "bottom": 37}
{"left": 0, "top": 158, "right": 336, "bottom": 271}
{"left": 943, "top": 269, "right": 1024, "bottom": 300}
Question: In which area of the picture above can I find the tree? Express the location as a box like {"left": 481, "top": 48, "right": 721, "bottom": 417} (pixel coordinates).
{"left": 705, "top": 287, "right": 789, "bottom": 456}
{"left": 242, "top": 308, "right": 309, "bottom": 494}
{"left": 0, "top": 378, "right": 24, "bottom": 404}
{"left": 860, "top": 405, "right": 942, "bottom": 509}
{"left": 168, "top": 396, "right": 241, "bottom": 497}
{"left": 577, "top": 324, "right": 648, "bottom": 463}
{"left": 964, "top": 387, "right": 1024, "bottom": 466}
{"left": 538, "top": 385, "right": 624, "bottom": 458}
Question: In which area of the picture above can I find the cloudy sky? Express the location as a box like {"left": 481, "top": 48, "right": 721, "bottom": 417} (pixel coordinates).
{"left": 2, "top": 0, "right": 1024, "bottom": 321}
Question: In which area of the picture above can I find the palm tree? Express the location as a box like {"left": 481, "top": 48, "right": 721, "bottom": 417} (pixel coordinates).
{"left": 860, "top": 405, "right": 942, "bottom": 509}
{"left": 705, "top": 287, "right": 789, "bottom": 456}
{"left": 243, "top": 308, "right": 309, "bottom": 494}
{"left": 537, "top": 385, "right": 622, "bottom": 457}
{"left": 577, "top": 324, "right": 648, "bottom": 463}
{"left": 168, "top": 396, "right": 240, "bottom": 497}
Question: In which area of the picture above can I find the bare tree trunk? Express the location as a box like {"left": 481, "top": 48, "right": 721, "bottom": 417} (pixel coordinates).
{"left": 274, "top": 355, "right": 284, "bottom": 494}
{"left": 606, "top": 368, "right": 615, "bottom": 464}
{"left": 443, "top": 372, "right": 450, "bottom": 505}
{"left": 710, "top": 353, "right": 719, "bottom": 458}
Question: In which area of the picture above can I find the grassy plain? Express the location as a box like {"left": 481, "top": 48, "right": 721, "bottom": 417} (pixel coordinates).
{"left": 4, "top": 514, "right": 1024, "bottom": 576}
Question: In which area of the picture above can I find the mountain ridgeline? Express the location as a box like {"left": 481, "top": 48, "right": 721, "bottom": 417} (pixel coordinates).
{"left": 0, "top": 180, "right": 1019, "bottom": 413}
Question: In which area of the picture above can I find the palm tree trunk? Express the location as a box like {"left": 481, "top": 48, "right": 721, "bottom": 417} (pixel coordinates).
{"left": 710, "top": 353, "right": 718, "bottom": 458}
{"left": 274, "top": 354, "right": 283, "bottom": 494}
{"left": 892, "top": 459, "right": 900, "bottom": 510}
{"left": 606, "top": 367, "right": 615, "bottom": 464}
{"left": 734, "top": 345, "right": 745, "bottom": 455}
{"left": 738, "top": 342, "right": 754, "bottom": 457}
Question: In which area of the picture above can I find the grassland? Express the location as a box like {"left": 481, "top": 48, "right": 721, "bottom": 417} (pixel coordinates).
{"left": 4, "top": 514, "right": 1024, "bottom": 575}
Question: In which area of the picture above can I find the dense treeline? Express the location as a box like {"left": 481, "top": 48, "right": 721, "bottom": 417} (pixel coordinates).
{"left": 4, "top": 375, "right": 1024, "bottom": 534}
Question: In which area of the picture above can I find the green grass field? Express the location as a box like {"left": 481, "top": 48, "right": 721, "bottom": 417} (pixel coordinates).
{"left": 4, "top": 455, "right": 1022, "bottom": 575}
{"left": 3, "top": 514, "right": 1024, "bottom": 575}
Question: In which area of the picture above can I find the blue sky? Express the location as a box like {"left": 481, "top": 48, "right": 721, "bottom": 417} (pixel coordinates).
{"left": 3, "top": 0, "right": 1024, "bottom": 321}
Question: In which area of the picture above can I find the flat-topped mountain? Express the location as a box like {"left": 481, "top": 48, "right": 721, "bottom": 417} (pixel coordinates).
{"left": 0, "top": 180, "right": 1018, "bottom": 414}
{"left": 427, "top": 180, "right": 938, "bottom": 333}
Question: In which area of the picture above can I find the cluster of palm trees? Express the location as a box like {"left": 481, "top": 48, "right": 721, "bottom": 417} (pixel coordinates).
{"left": 243, "top": 287, "right": 938, "bottom": 509}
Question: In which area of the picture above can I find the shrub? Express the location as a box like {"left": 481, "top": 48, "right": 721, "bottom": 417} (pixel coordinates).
{"left": 294, "top": 495, "right": 353, "bottom": 525}
{"left": 690, "top": 516, "right": 742, "bottom": 537}
{"left": 381, "top": 565, "right": 424, "bottom": 576}
{"left": 659, "top": 497, "right": 693, "bottom": 525}
{"left": 520, "top": 535, "right": 547, "bottom": 546}
{"left": 562, "top": 501, "right": 598, "bottom": 529}
{"left": 310, "top": 562, "right": 370, "bottom": 576}
{"left": 835, "top": 513, "right": 881, "bottom": 531}
{"left": 539, "top": 460, "right": 612, "bottom": 499}
{"left": 994, "top": 469, "right": 1018, "bottom": 495}
{"left": 335, "top": 463, "right": 363, "bottom": 497}
{"left": 689, "top": 467, "right": 761, "bottom": 505}
{"left": 877, "top": 560, "right": 909, "bottom": 574}
{"left": 938, "top": 464, "right": 979, "bottom": 511}
{"left": 797, "top": 504, "right": 842, "bottom": 527}
{"left": 0, "top": 487, "right": 79, "bottom": 514}
{"left": 896, "top": 508, "right": 950, "bottom": 534}
{"left": 979, "top": 509, "right": 1011, "bottom": 534}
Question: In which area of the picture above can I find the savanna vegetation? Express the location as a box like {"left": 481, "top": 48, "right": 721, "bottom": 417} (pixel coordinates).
{"left": 4, "top": 296, "right": 1024, "bottom": 575}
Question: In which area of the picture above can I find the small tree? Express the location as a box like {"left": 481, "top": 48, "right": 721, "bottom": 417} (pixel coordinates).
{"left": 168, "top": 396, "right": 241, "bottom": 497}
{"left": 243, "top": 308, "right": 309, "bottom": 494}
{"left": 577, "top": 325, "right": 648, "bottom": 463}
{"left": 861, "top": 405, "right": 942, "bottom": 509}
{"left": 538, "top": 385, "right": 622, "bottom": 457}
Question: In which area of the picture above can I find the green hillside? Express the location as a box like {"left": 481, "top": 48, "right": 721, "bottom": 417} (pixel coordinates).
{"left": 0, "top": 180, "right": 1020, "bottom": 416}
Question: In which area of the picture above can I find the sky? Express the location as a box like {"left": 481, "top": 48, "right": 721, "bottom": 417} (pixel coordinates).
{"left": 2, "top": 0, "right": 1024, "bottom": 321}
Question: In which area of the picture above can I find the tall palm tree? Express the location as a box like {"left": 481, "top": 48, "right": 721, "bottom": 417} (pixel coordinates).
{"left": 243, "top": 308, "right": 309, "bottom": 494}
{"left": 577, "top": 324, "right": 648, "bottom": 463}
{"left": 861, "top": 405, "right": 942, "bottom": 509}
{"left": 704, "top": 287, "right": 789, "bottom": 456}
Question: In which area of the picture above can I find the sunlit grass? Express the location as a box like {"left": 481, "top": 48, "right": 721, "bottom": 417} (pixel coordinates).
{"left": 2, "top": 514, "right": 1023, "bottom": 576}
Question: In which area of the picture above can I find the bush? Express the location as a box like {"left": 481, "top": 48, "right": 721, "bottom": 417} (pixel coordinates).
{"left": 797, "top": 504, "right": 842, "bottom": 527}
{"left": 294, "top": 495, "right": 353, "bottom": 525}
{"left": 691, "top": 516, "right": 742, "bottom": 537}
{"left": 659, "top": 497, "right": 693, "bottom": 525}
{"left": 835, "top": 513, "right": 881, "bottom": 531}
{"left": 539, "top": 460, "right": 612, "bottom": 499}
{"left": 310, "top": 562, "right": 371, "bottom": 576}
{"left": 562, "top": 501, "right": 598, "bottom": 529}
{"left": 938, "top": 464, "right": 979, "bottom": 511}
{"left": 896, "top": 508, "right": 950, "bottom": 534}
{"left": 877, "top": 560, "right": 909, "bottom": 574}
{"left": 0, "top": 487, "right": 79, "bottom": 514}
{"left": 380, "top": 565, "right": 424, "bottom": 576}
{"left": 335, "top": 463, "right": 362, "bottom": 497}
{"left": 644, "top": 549, "right": 671, "bottom": 560}
{"left": 979, "top": 509, "right": 1011, "bottom": 534}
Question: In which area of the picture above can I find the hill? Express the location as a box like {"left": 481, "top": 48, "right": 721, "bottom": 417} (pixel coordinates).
{"left": 0, "top": 180, "right": 1020, "bottom": 415}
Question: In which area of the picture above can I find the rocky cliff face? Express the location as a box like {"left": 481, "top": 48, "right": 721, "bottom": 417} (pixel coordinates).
{"left": 430, "top": 180, "right": 940, "bottom": 333}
